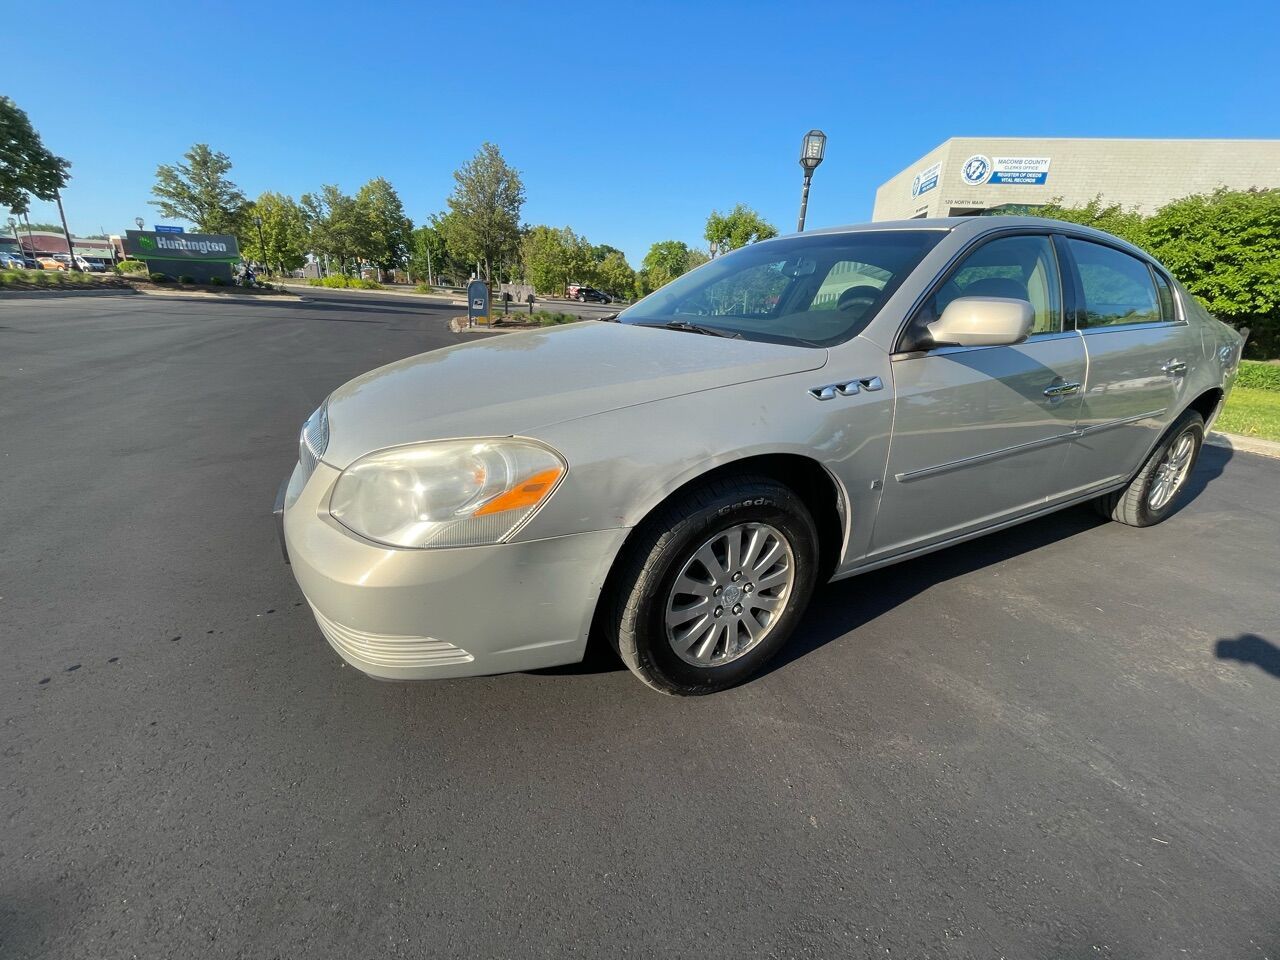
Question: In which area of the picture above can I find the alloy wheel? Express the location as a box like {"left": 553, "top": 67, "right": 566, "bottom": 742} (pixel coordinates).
{"left": 1148, "top": 429, "right": 1196, "bottom": 511}
{"left": 664, "top": 522, "right": 795, "bottom": 667}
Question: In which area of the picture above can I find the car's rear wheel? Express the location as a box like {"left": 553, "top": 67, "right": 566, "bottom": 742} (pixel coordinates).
{"left": 610, "top": 476, "right": 819, "bottom": 695}
{"left": 1093, "top": 409, "right": 1204, "bottom": 527}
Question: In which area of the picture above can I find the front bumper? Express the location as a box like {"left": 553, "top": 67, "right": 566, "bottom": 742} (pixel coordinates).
{"left": 279, "top": 461, "right": 630, "bottom": 681}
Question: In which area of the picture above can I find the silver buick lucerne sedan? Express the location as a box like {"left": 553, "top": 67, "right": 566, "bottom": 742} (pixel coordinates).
{"left": 278, "top": 217, "right": 1244, "bottom": 695}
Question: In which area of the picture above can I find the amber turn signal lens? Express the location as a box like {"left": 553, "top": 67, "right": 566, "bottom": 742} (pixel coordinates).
{"left": 472, "top": 467, "right": 563, "bottom": 516}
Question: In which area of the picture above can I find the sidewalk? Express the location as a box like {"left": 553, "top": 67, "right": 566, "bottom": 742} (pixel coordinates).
{"left": 1207, "top": 431, "right": 1280, "bottom": 460}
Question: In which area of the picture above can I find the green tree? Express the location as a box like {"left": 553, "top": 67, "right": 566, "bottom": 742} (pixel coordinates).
{"left": 0, "top": 96, "right": 70, "bottom": 208}
{"left": 243, "top": 192, "right": 309, "bottom": 275}
{"left": 1031, "top": 189, "right": 1280, "bottom": 358}
{"left": 1032, "top": 195, "right": 1147, "bottom": 248}
{"left": 1145, "top": 189, "right": 1280, "bottom": 358}
{"left": 151, "top": 144, "right": 247, "bottom": 234}
{"left": 301, "top": 185, "right": 363, "bottom": 275}
{"left": 521, "top": 225, "right": 591, "bottom": 294}
{"left": 641, "top": 239, "right": 692, "bottom": 289}
{"left": 704, "top": 203, "right": 778, "bottom": 256}
{"left": 356, "top": 177, "right": 412, "bottom": 278}
{"left": 596, "top": 250, "right": 636, "bottom": 299}
{"left": 409, "top": 218, "right": 448, "bottom": 284}
{"left": 444, "top": 142, "right": 525, "bottom": 280}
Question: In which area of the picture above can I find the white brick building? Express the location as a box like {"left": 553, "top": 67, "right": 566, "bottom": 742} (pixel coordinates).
{"left": 872, "top": 138, "right": 1280, "bottom": 222}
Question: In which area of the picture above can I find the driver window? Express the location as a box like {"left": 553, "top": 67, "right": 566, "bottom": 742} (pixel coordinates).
{"left": 913, "top": 235, "right": 1062, "bottom": 345}
{"left": 674, "top": 261, "right": 791, "bottom": 318}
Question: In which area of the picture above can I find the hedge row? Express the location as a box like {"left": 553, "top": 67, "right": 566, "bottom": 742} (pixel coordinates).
{"left": 307, "top": 275, "right": 382, "bottom": 290}
{"left": 1237, "top": 360, "right": 1280, "bottom": 392}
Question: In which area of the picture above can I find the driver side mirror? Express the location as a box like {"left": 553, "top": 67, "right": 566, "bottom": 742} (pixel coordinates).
{"left": 926, "top": 297, "right": 1034, "bottom": 348}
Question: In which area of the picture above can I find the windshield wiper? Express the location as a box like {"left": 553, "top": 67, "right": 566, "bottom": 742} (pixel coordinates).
{"left": 596, "top": 313, "right": 618, "bottom": 322}
{"left": 658, "top": 320, "right": 741, "bottom": 339}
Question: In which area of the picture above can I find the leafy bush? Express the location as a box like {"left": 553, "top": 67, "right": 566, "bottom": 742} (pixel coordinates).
{"left": 307, "top": 274, "right": 382, "bottom": 290}
{"left": 209, "top": 276, "right": 225, "bottom": 286}
{"left": 117, "top": 260, "right": 148, "bottom": 274}
{"left": 178, "top": 275, "right": 195, "bottom": 285}
{"left": 149, "top": 272, "right": 170, "bottom": 283}
{"left": 530, "top": 310, "right": 579, "bottom": 326}
{"left": 1237, "top": 360, "right": 1280, "bottom": 392}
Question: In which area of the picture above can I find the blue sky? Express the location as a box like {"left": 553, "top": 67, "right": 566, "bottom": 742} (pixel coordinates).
{"left": 9, "top": 0, "right": 1278, "bottom": 264}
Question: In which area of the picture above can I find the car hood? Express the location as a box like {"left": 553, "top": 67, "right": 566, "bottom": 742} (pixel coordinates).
{"left": 321, "top": 321, "right": 826, "bottom": 468}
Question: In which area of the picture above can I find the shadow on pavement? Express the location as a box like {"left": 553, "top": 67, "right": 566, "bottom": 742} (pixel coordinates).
{"left": 1215, "top": 634, "right": 1280, "bottom": 680}
{"left": 541, "top": 429, "right": 1238, "bottom": 682}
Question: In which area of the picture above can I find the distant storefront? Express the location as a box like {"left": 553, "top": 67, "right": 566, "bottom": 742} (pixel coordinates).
{"left": 12, "top": 230, "right": 118, "bottom": 268}
{"left": 873, "top": 138, "right": 1280, "bottom": 221}
{"left": 121, "top": 230, "right": 241, "bottom": 283}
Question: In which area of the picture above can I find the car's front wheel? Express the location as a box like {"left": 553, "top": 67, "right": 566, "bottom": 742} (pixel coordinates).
{"left": 1094, "top": 409, "right": 1205, "bottom": 527}
{"left": 610, "top": 476, "right": 819, "bottom": 695}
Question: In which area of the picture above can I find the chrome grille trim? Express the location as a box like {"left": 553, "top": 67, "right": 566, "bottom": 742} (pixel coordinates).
{"left": 309, "top": 604, "right": 474, "bottom": 668}
{"left": 298, "top": 401, "right": 329, "bottom": 484}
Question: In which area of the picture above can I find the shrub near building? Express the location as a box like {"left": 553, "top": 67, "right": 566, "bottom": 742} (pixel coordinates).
{"left": 1035, "top": 188, "right": 1280, "bottom": 359}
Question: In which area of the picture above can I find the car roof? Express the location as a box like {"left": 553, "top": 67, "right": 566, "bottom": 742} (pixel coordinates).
{"left": 764, "top": 216, "right": 1154, "bottom": 263}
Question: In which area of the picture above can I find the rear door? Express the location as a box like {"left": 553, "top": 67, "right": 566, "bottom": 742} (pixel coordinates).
{"left": 871, "top": 231, "right": 1087, "bottom": 558}
{"left": 1052, "top": 236, "right": 1199, "bottom": 494}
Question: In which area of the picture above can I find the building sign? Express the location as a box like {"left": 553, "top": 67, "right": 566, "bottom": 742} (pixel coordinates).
{"left": 961, "top": 154, "right": 1051, "bottom": 186}
{"left": 154, "top": 225, "right": 184, "bottom": 234}
{"left": 911, "top": 161, "right": 941, "bottom": 197}
{"left": 123, "top": 230, "right": 240, "bottom": 261}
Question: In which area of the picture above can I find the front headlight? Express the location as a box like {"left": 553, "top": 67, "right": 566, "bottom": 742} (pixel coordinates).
{"left": 329, "top": 438, "right": 566, "bottom": 549}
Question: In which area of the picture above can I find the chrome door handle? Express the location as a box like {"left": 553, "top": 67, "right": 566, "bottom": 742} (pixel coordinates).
{"left": 1162, "top": 360, "right": 1188, "bottom": 377}
{"left": 1043, "top": 381, "right": 1081, "bottom": 398}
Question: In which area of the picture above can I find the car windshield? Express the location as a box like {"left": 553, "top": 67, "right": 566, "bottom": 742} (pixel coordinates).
{"left": 618, "top": 229, "right": 944, "bottom": 346}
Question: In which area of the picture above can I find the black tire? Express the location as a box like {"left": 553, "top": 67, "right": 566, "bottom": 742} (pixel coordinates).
{"left": 609, "top": 476, "right": 819, "bottom": 696}
{"left": 1093, "top": 410, "right": 1205, "bottom": 527}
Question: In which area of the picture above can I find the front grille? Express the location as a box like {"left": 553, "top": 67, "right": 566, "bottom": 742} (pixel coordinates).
{"left": 309, "top": 603, "right": 474, "bottom": 669}
{"left": 298, "top": 401, "right": 329, "bottom": 483}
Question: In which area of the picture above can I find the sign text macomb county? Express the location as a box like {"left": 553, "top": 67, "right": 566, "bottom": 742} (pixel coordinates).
{"left": 989, "top": 156, "right": 1051, "bottom": 185}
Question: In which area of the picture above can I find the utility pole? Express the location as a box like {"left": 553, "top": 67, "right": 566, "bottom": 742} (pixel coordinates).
{"left": 54, "top": 190, "right": 79, "bottom": 270}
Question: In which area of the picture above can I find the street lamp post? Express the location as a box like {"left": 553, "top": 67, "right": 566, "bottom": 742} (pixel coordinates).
{"left": 135, "top": 217, "right": 144, "bottom": 231}
{"left": 7, "top": 218, "right": 20, "bottom": 260}
{"left": 796, "top": 129, "right": 827, "bottom": 232}
{"left": 254, "top": 215, "right": 267, "bottom": 275}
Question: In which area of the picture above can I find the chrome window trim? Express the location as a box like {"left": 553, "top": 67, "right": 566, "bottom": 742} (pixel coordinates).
{"left": 890, "top": 327, "right": 1081, "bottom": 361}
{"left": 1077, "top": 319, "right": 1187, "bottom": 336}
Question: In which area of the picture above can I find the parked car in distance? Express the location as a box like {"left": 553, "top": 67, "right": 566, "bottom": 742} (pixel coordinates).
{"left": 0, "top": 251, "right": 26, "bottom": 269}
{"left": 567, "top": 284, "right": 611, "bottom": 303}
{"left": 37, "top": 256, "right": 67, "bottom": 271}
{"left": 278, "top": 217, "right": 1244, "bottom": 696}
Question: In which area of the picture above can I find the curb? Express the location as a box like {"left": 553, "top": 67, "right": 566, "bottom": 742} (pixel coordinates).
{"left": 1207, "top": 431, "right": 1280, "bottom": 460}
{"left": 278, "top": 282, "right": 464, "bottom": 306}
{"left": 448, "top": 316, "right": 508, "bottom": 335}
{"left": 132, "top": 286, "right": 298, "bottom": 302}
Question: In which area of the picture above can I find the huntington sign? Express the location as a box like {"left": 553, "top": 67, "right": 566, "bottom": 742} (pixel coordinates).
{"left": 124, "top": 230, "right": 240, "bottom": 261}
{"left": 123, "top": 229, "right": 241, "bottom": 283}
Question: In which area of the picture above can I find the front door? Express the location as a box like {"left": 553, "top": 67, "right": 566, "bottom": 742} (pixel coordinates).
{"left": 870, "top": 233, "right": 1087, "bottom": 558}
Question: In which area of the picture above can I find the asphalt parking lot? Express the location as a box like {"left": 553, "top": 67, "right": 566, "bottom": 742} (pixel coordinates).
{"left": 3, "top": 289, "right": 1279, "bottom": 959}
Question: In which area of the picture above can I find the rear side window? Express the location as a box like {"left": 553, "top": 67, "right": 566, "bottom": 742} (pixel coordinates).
{"left": 1067, "top": 239, "right": 1160, "bottom": 328}
{"left": 1152, "top": 270, "right": 1177, "bottom": 321}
